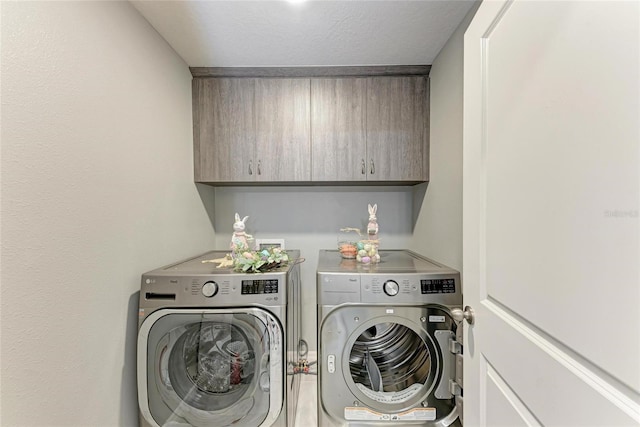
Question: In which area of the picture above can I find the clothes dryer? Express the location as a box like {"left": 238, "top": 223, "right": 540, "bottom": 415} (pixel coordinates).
{"left": 137, "top": 250, "right": 302, "bottom": 427}
{"left": 317, "top": 250, "right": 462, "bottom": 427}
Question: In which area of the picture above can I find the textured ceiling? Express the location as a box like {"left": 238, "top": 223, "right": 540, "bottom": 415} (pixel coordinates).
{"left": 131, "top": 1, "right": 477, "bottom": 67}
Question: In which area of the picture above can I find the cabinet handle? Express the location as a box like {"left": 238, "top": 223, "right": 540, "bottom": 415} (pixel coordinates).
{"left": 248, "top": 160, "right": 253, "bottom": 175}
{"left": 370, "top": 159, "right": 375, "bottom": 175}
{"left": 257, "top": 160, "right": 262, "bottom": 176}
{"left": 361, "top": 159, "right": 366, "bottom": 175}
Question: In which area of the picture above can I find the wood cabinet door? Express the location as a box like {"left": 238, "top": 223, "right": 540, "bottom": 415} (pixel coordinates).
{"left": 366, "top": 76, "right": 428, "bottom": 181}
{"left": 311, "top": 78, "right": 367, "bottom": 182}
{"left": 193, "top": 78, "right": 256, "bottom": 182}
{"left": 255, "top": 79, "right": 311, "bottom": 181}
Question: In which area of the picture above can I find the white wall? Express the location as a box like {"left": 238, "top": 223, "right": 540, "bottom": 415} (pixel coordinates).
{"left": 410, "top": 4, "right": 480, "bottom": 273}
{"left": 212, "top": 186, "right": 414, "bottom": 350}
{"left": 0, "top": 2, "right": 215, "bottom": 425}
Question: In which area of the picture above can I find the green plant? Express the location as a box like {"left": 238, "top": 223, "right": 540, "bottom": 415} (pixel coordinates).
{"left": 234, "top": 247, "right": 290, "bottom": 273}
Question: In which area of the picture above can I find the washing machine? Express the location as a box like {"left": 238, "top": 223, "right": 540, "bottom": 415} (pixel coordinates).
{"left": 137, "top": 250, "right": 302, "bottom": 427}
{"left": 317, "top": 250, "right": 463, "bottom": 427}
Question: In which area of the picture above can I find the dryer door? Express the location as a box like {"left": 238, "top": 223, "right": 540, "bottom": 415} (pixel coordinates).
{"left": 138, "top": 308, "right": 283, "bottom": 427}
{"left": 319, "top": 305, "right": 458, "bottom": 426}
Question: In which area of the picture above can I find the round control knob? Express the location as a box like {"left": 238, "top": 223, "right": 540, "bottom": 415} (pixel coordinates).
{"left": 201, "top": 281, "right": 218, "bottom": 298}
{"left": 383, "top": 280, "right": 399, "bottom": 296}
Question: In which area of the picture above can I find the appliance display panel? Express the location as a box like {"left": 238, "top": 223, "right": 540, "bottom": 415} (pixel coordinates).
{"left": 241, "top": 279, "right": 279, "bottom": 295}
{"left": 420, "top": 278, "right": 455, "bottom": 294}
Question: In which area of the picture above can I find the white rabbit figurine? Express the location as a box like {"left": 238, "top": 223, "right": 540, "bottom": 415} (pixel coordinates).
{"left": 230, "top": 213, "right": 253, "bottom": 254}
{"left": 367, "top": 204, "right": 379, "bottom": 242}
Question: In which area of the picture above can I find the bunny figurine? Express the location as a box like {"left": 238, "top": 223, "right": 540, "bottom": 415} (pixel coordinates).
{"left": 356, "top": 203, "right": 380, "bottom": 264}
{"left": 367, "top": 204, "right": 379, "bottom": 243}
{"left": 230, "top": 213, "right": 253, "bottom": 255}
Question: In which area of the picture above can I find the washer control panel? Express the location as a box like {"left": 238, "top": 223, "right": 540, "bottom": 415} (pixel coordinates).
{"left": 141, "top": 274, "right": 286, "bottom": 307}
{"left": 383, "top": 280, "right": 399, "bottom": 296}
{"left": 201, "top": 281, "right": 218, "bottom": 297}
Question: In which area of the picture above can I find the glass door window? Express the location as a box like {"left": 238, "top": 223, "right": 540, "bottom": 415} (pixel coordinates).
{"left": 143, "top": 310, "right": 281, "bottom": 427}
{"left": 348, "top": 322, "right": 432, "bottom": 405}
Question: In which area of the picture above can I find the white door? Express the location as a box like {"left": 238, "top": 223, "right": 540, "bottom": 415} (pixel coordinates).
{"left": 463, "top": 1, "right": 639, "bottom": 426}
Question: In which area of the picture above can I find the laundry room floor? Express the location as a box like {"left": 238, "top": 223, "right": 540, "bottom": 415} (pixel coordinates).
{"left": 295, "top": 351, "right": 318, "bottom": 427}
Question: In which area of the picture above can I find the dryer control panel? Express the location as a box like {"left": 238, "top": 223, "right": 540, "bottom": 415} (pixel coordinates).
{"left": 421, "top": 278, "right": 456, "bottom": 294}
{"left": 316, "top": 250, "right": 462, "bottom": 306}
{"left": 359, "top": 274, "right": 460, "bottom": 305}
{"left": 317, "top": 273, "right": 461, "bottom": 306}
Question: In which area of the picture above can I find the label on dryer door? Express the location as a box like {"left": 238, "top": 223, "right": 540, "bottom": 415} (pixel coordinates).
{"left": 345, "top": 407, "right": 436, "bottom": 421}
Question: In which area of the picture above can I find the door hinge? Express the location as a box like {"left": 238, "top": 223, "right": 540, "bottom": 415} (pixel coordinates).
{"left": 449, "top": 337, "right": 462, "bottom": 354}
{"left": 449, "top": 327, "right": 464, "bottom": 399}
{"left": 449, "top": 354, "right": 464, "bottom": 397}
{"left": 449, "top": 379, "right": 462, "bottom": 396}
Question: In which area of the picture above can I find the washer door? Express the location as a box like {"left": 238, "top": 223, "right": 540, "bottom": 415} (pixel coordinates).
{"left": 319, "top": 305, "right": 457, "bottom": 425}
{"left": 138, "top": 308, "right": 283, "bottom": 427}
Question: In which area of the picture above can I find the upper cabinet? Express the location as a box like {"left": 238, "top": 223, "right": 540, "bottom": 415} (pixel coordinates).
{"left": 192, "top": 67, "right": 430, "bottom": 185}
{"left": 193, "top": 78, "right": 255, "bottom": 182}
{"left": 311, "top": 78, "right": 368, "bottom": 182}
{"left": 194, "top": 77, "right": 310, "bottom": 183}
{"left": 367, "top": 76, "right": 428, "bottom": 182}
{"left": 310, "top": 76, "right": 428, "bottom": 183}
{"left": 255, "top": 79, "right": 311, "bottom": 181}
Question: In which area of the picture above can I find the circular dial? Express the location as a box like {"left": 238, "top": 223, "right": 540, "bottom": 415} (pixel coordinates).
{"left": 383, "top": 280, "right": 399, "bottom": 296}
{"left": 201, "top": 281, "right": 218, "bottom": 298}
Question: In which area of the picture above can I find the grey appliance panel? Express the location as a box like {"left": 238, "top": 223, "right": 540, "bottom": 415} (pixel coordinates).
{"left": 317, "top": 249, "right": 461, "bottom": 307}
{"left": 150, "top": 250, "right": 300, "bottom": 275}
{"left": 138, "top": 249, "right": 302, "bottom": 427}
{"left": 142, "top": 309, "right": 279, "bottom": 427}
{"left": 360, "top": 274, "right": 461, "bottom": 306}
{"left": 140, "top": 250, "right": 301, "bottom": 311}
{"left": 318, "top": 305, "right": 458, "bottom": 427}
{"left": 316, "top": 249, "right": 462, "bottom": 427}
{"left": 317, "top": 250, "right": 456, "bottom": 274}
{"left": 140, "top": 273, "right": 287, "bottom": 311}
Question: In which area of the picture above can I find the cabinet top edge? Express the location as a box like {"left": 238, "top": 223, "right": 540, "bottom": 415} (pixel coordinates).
{"left": 190, "top": 65, "right": 431, "bottom": 78}
{"left": 195, "top": 181, "right": 428, "bottom": 187}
